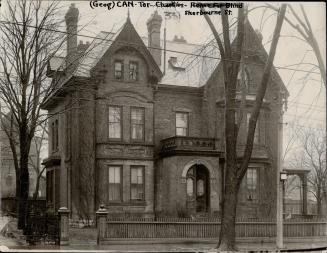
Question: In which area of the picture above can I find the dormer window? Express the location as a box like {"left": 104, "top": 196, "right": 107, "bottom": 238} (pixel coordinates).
{"left": 114, "top": 60, "right": 123, "bottom": 80}
{"left": 129, "top": 61, "right": 138, "bottom": 81}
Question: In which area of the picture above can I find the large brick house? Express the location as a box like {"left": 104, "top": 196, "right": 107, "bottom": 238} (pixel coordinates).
{"left": 42, "top": 4, "right": 289, "bottom": 220}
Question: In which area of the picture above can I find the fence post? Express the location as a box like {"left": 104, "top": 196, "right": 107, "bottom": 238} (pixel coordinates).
{"left": 96, "top": 204, "right": 108, "bottom": 245}
{"left": 58, "top": 207, "right": 70, "bottom": 246}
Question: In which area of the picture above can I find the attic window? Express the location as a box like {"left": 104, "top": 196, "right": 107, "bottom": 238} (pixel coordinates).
{"left": 129, "top": 61, "right": 138, "bottom": 81}
{"left": 114, "top": 60, "right": 123, "bottom": 80}
{"left": 236, "top": 68, "right": 249, "bottom": 92}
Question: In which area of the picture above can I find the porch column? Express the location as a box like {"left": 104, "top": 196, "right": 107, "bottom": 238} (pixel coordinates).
{"left": 302, "top": 174, "right": 308, "bottom": 215}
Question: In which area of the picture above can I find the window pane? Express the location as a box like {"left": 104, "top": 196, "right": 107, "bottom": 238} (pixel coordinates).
{"left": 129, "top": 62, "right": 138, "bottom": 80}
{"left": 114, "top": 61, "right": 123, "bottom": 79}
{"left": 176, "top": 127, "right": 187, "bottom": 136}
{"left": 197, "top": 179, "right": 204, "bottom": 196}
{"left": 130, "top": 166, "right": 144, "bottom": 200}
{"left": 132, "top": 125, "right": 143, "bottom": 140}
{"left": 109, "top": 107, "right": 121, "bottom": 139}
{"left": 131, "top": 168, "right": 137, "bottom": 184}
{"left": 137, "top": 168, "right": 143, "bottom": 183}
{"left": 108, "top": 166, "right": 121, "bottom": 201}
{"left": 109, "top": 123, "right": 121, "bottom": 139}
{"left": 109, "top": 107, "right": 121, "bottom": 122}
{"left": 187, "top": 178, "right": 194, "bottom": 197}
{"left": 131, "top": 185, "right": 138, "bottom": 199}
{"left": 109, "top": 166, "right": 120, "bottom": 183}
{"left": 176, "top": 112, "right": 188, "bottom": 136}
{"left": 131, "top": 108, "right": 143, "bottom": 123}
{"left": 131, "top": 108, "right": 144, "bottom": 140}
{"left": 176, "top": 113, "right": 188, "bottom": 128}
{"left": 246, "top": 168, "right": 257, "bottom": 190}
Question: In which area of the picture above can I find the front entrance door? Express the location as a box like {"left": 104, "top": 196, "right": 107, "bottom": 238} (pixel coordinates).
{"left": 186, "top": 165, "right": 209, "bottom": 213}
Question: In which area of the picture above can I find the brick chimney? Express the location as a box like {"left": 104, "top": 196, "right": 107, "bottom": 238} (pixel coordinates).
{"left": 146, "top": 11, "right": 162, "bottom": 67}
{"left": 65, "top": 4, "right": 79, "bottom": 74}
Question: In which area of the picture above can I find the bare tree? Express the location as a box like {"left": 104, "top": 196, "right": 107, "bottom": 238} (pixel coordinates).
{"left": 289, "top": 128, "right": 326, "bottom": 216}
{"left": 28, "top": 122, "right": 48, "bottom": 200}
{"left": 0, "top": 0, "right": 64, "bottom": 230}
{"left": 202, "top": 5, "right": 287, "bottom": 250}
{"left": 266, "top": 3, "right": 326, "bottom": 87}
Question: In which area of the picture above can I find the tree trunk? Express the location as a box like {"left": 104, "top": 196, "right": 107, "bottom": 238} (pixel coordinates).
{"left": 218, "top": 174, "right": 240, "bottom": 250}
{"left": 17, "top": 132, "right": 31, "bottom": 231}
{"left": 15, "top": 168, "right": 20, "bottom": 215}
{"left": 316, "top": 187, "right": 321, "bottom": 216}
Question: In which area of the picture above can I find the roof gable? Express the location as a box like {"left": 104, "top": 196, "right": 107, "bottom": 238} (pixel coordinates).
{"left": 204, "top": 19, "right": 288, "bottom": 96}
{"left": 74, "top": 18, "right": 162, "bottom": 79}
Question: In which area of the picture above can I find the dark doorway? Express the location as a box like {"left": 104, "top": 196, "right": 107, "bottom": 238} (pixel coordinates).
{"left": 186, "top": 164, "right": 209, "bottom": 213}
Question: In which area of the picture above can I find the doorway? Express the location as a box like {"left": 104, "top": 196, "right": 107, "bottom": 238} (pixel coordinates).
{"left": 186, "top": 164, "right": 209, "bottom": 213}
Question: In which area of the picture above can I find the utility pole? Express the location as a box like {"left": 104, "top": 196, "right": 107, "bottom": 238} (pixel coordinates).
{"left": 276, "top": 100, "right": 285, "bottom": 249}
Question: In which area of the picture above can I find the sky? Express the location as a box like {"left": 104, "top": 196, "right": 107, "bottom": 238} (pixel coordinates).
{"left": 0, "top": 1, "right": 326, "bottom": 165}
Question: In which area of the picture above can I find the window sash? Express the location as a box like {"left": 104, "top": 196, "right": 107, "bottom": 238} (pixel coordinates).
{"left": 131, "top": 108, "right": 144, "bottom": 141}
{"left": 109, "top": 106, "right": 122, "bottom": 139}
{"left": 108, "top": 166, "right": 122, "bottom": 202}
{"left": 129, "top": 62, "right": 138, "bottom": 81}
{"left": 176, "top": 112, "right": 189, "bottom": 136}
{"left": 245, "top": 168, "right": 258, "bottom": 200}
{"left": 130, "top": 166, "right": 144, "bottom": 201}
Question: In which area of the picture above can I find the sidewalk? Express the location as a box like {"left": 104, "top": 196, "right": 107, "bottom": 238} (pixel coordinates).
{"left": 3, "top": 239, "right": 327, "bottom": 252}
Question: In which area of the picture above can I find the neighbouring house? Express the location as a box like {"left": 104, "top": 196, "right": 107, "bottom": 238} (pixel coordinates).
{"left": 42, "top": 4, "right": 290, "bottom": 220}
{"left": 0, "top": 115, "right": 46, "bottom": 213}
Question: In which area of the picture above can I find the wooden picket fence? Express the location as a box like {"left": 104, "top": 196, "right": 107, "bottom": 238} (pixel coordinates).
{"left": 102, "top": 217, "right": 327, "bottom": 242}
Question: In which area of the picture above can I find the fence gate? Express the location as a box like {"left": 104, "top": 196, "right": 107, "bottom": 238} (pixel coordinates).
{"left": 25, "top": 211, "right": 59, "bottom": 245}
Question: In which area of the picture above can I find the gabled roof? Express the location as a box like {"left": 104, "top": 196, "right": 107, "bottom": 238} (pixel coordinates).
{"left": 243, "top": 19, "right": 289, "bottom": 97}
{"left": 74, "top": 17, "right": 162, "bottom": 78}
